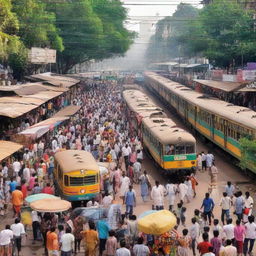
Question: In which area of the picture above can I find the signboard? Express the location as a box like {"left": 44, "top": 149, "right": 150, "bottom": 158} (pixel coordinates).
{"left": 223, "top": 74, "right": 237, "bottom": 82}
{"left": 211, "top": 70, "right": 223, "bottom": 81}
{"left": 28, "top": 47, "right": 56, "bottom": 64}
{"left": 242, "top": 70, "right": 256, "bottom": 81}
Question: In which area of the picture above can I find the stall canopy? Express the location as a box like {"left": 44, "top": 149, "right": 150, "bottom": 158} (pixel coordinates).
{"left": 30, "top": 198, "right": 71, "bottom": 212}
{"left": 53, "top": 105, "right": 81, "bottom": 117}
{"left": 0, "top": 140, "right": 23, "bottom": 161}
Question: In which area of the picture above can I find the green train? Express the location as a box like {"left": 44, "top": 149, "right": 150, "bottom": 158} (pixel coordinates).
{"left": 144, "top": 71, "right": 256, "bottom": 173}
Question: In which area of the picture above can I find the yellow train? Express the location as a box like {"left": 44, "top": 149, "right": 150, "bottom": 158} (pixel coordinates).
{"left": 144, "top": 71, "right": 256, "bottom": 172}
{"left": 123, "top": 89, "right": 197, "bottom": 172}
{"left": 54, "top": 150, "right": 100, "bottom": 201}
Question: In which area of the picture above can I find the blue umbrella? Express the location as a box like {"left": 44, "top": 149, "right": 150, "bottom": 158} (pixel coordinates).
{"left": 25, "top": 193, "right": 59, "bottom": 204}
{"left": 138, "top": 210, "right": 157, "bottom": 219}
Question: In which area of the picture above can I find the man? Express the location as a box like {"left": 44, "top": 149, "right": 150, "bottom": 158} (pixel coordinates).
{"left": 234, "top": 191, "right": 244, "bottom": 221}
{"left": 178, "top": 181, "right": 189, "bottom": 204}
{"left": 0, "top": 224, "right": 14, "bottom": 256}
{"left": 234, "top": 219, "right": 245, "bottom": 256}
{"left": 225, "top": 181, "right": 235, "bottom": 198}
{"left": 200, "top": 193, "right": 215, "bottom": 225}
{"left": 11, "top": 218, "right": 26, "bottom": 256}
{"left": 223, "top": 218, "right": 235, "bottom": 243}
{"left": 219, "top": 192, "right": 232, "bottom": 225}
{"left": 133, "top": 237, "right": 150, "bottom": 256}
{"left": 46, "top": 227, "right": 58, "bottom": 256}
{"left": 201, "top": 152, "right": 207, "bottom": 171}
{"left": 102, "top": 192, "right": 113, "bottom": 208}
{"left": 9, "top": 177, "right": 17, "bottom": 193}
{"left": 166, "top": 181, "right": 177, "bottom": 211}
{"left": 124, "top": 185, "right": 136, "bottom": 216}
{"left": 60, "top": 227, "right": 74, "bottom": 256}
{"left": 86, "top": 198, "right": 99, "bottom": 208}
{"left": 189, "top": 217, "right": 200, "bottom": 256}
{"left": 120, "top": 172, "right": 130, "bottom": 203}
{"left": 243, "top": 191, "right": 253, "bottom": 223}
{"left": 31, "top": 210, "right": 40, "bottom": 243}
{"left": 12, "top": 159, "right": 21, "bottom": 178}
{"left": 222, "top": 239, "right": 237, "bottom": 256}
{"left": 122, "top": 144, "right": 130, "bottom": 170}
{"left": 133, "top": 160, "right": 141, "bottom": 184}
{"left": 97, "top": 217, "right": 110, "bottom": 256}
{"left": 151, "top": 181, "right": 166, "bottom": 210}
{"left": 11, "top": 186, "right": 23, "bottom": 218}
{"left": 206, "top": 151, "right": 214, "bottom": 170}
{"left": 116, "top": 239, "right": 131, "bottom": 256}
{"left": 197, "top": 233, "right": 212, "bottom": 256}
{"left": 243, "top": 215, "right": 256, "bottom": 256}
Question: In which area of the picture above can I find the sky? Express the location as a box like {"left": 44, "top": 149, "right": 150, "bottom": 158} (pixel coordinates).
{"left": 122, "top": 0, "right": 202, "bottom": 18}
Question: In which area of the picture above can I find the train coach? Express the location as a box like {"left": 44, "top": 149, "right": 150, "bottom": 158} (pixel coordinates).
{"left": 144, "top": 71, "right": 256, "bottom": 173}
{"left": 123, "top": 89, "right": 197, "bottom": 172}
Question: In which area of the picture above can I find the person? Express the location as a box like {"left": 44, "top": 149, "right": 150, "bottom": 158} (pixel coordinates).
{"left": 197, "top": 153, "right": 202, "bottom": 172}
{"left": 197, "top": 233, "right": 212, "bottom": 256}
{"left": 166, "top": 181, "right": 177, "bottom": 211}
{"left": 31, "top": 210, "right": 40, "bottom": 242}
{"left": 206, "top": 151, "right": 214, "bottom": 170}
{"left": 133, "top": 160, "right": 141, "bottom": 184}
{"left": 139, "top": 171, "right": 150, "bottom": 202}
{"left": 81, "top": 221, "right": 99, "bottom": 256}
{"left": 105, "top": 230, "right": 117, "bottom": 256}
{"left": 243, "top": 191, "right": 253, "bottom": 223}
{"left": 222, "top": 239, "right": 237, "bottom": 256}
{"left": 225, "top": 181, "right": 235, "bottom": 198}
{"left": 223, "top": 218, "right": 235, "bottom": 243}
{"left": 213, "top": 219, "right": 223, "bottom": 237}
{"left": 119, "top": 172, "right": 130, "bottom": 203}
{"left": 124, "top": 185, "right": 136, "bottom": 216}
{"left": 178, "top": 181, "right": 189, "bottom": 204}
{"left": 113, "top": 167, "right": 121, "bottom": 194}
{"left": 133, "top": 237, "right": 150, "bottom": 256}
{"left": 151, "top": 180, "right": 165, "bottom": 210}
{"left": 201, "top": 152, "right": 207, "bottom": 171}
{"left": 234, "top": 191, "right": 244, "bottom": 221}
{"left": 73, "top": 216, "right": 84, "bottom": 254}
{"left": 13, "top": 159, "right": 21, "bottom": 178}
{"left": 243, "top": 215, "right": 256, "bottom": 256}
{"left": 219, "top": 192, "right": 231, "bottom": 225}
{"left": 21, "top": 180, "right": 27, "bottom": 199}
{"left": 234, "top": 219, "right": 245, "bottom": 256}
{"left": 97, "top": 218, "right": 110, "bottom": 256}
{"left": 210, "top": 162, "right": 218, "bottom": 186}
{"left": 11, "top": 186, "right": 23, "bottom": 218}
{"left": 189, "top": 217, "right": 200, "bottom": 256}
{"left": 200, "top": 193, "right": 214, "bottom": 225}
{"left": 11, "top": 218, "right": 26, "bottom": 256}
{"left": 86, "top": 198, "right": 99, "bottom": 208}
{"left": 60, "top": 227, "right": 74, "bottom": 256}
{"left": 42, "top": 183, "right": 54, "bottom": 195}
{"left": 46, "top": 226, "right": 59, "bottom": 256}
{"left": 127, "top": 215, "right": 138, "bottom": 245}
{"left": 210, "top": 230, "right": 221, "bottom": 256}
{"left": 0, "top": 224, "right": 14, "bottom": 256}
{"left": 9, "top": 177, "right": 17, "bottom": 193}
{"left": 177, "top": 228, "right": 191, "bottom": 256}
{"left": 116, "top": 239, "right": 131, "bottom": 256}
{"left": 203, "top": 246, "right": 215, "bottom": 256}
{"left": 102, "top": 192, "right": 113, "bottom": 208}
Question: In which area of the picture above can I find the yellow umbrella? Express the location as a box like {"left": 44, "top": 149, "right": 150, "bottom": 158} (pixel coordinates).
{"left": 138, "top": 210, "right": 177, "bottom": 235}
{"left": 30, "top": 198, "right": 71, "bottom": 213}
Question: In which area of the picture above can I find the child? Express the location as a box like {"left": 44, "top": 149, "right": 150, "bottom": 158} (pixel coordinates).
{"left": 213, "top": 219, "right": 223, "bottom": 238}
{"left": 180, "top": 207, "right": 187, "bottom": 227}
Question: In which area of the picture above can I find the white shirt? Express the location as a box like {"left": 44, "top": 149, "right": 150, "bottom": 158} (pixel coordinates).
{"left": 102, "top": 195, "right": 113, "bottom": 208}
{"left": 116, "top": 247, "right": 131, "bottom": 256}
{"left": 133, "top": 244, "right": 150, "bottom": 256}
{"left": 220, "top": 196, "right": 232, "bottom": 210}
{"left": 223, "top": 224, "right": 235, "bottom": 240}
{"left": 244, "top": 196, "right": 254, "bottom": 209}
{"left": 0, "top": 229, "right": 13, "bottom": 245}
{"left": 13, "top": 161, "right": 21, "bottom": 174}
{"left": 31, "top": 211, "right": 40, "bottom": 222}
{"left": 122, "top": 147, "right": 129, "bottom": 157}
{"left": 60, "top": 233, "right": 75, "bottom": 252}
{"left": 86, "top": 201, "right": 99, "bottom": 208}
{"left": 189, "top": 223, "right": 200, "bottom": 239}
{"left": 245, "top": 222, "right": 256, "bottom": 239}
{"left": 133, "top": 162, "right": 141, "bottom": 173}
{"left": 11, "top": 223, "right": 25, "bottom": 236}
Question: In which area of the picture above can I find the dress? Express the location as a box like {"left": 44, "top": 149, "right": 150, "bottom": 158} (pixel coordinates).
{"left": 177, "top": 235, "right": 191, "bottom": 256}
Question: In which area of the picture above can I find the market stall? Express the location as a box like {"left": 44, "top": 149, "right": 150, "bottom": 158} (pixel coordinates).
{"left": 0, "top": 140, "right": 23, "bottom": 162}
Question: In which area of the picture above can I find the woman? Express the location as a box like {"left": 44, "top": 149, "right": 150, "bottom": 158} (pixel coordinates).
{"left": 139, "top": 171, "right": 150, "bottom": 202}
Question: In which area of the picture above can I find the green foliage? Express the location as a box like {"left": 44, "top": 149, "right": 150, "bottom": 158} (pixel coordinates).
{"left": 239, "top": 137, "right": 256, "bottom": 172}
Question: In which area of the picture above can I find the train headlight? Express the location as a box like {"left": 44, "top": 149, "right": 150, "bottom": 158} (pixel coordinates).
{"left": 191, "top": 161, "right": 195, "bottom": 165}
{"left": 80, "top": 189, "right": 85, "bottom": 194}
{"left": 80, "top": 169, "right": 85, "bottom": 174}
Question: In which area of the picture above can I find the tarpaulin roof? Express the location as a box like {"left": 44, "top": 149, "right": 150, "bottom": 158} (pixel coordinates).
{"left": 194, "top": 79, "right": 245, "bottom": 92}
{"left": 0, "top": 103, "right": 39, "bottom": 118}
{"left": 0, "top": 140, "right": 23, "bottom": 161}
{"left": 53, "top": 105, "right": 81, "bottom": 117}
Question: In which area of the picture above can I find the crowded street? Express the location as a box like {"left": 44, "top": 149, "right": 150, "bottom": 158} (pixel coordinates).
{"left": 0, "top": 76, "right": 255, "bottom": 256}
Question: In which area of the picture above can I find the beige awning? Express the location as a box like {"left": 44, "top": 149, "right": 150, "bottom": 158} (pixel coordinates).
{"left": 0, "top": 140, "right": 23, "bottom": 161}
{"left": 53, "top": 105, "right": 81, "bottom": 117}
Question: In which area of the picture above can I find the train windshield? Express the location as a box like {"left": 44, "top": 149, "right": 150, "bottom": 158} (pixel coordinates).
{"left": 165, "top": 144, "right": 195, "bottom": 155}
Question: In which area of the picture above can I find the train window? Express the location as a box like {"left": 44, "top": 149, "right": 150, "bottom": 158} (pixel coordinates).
{"left": 175, "top": 145, "right": 186, "bottom": 155}
{"left": 165, "top": 145, "right": 175, "bottom": 155}
{"left": 186, "top": 145, "right": 195, "bottom": 154}
{"left": 64, "top": 175, "right": 69, "bottom": 186}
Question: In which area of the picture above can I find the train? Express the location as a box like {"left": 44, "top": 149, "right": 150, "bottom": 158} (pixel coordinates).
{"left": 122, "top": 89, "right": 197, "bottom": 172}
{"left": 144, "top": 71, "right": 256, "bottom": 173}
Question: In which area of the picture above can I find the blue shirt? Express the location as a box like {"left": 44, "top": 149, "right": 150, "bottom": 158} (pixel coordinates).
{"left": 125, "top": 190, "right": 135, "bottom": 206}
{"left": 97, "top": 220, "right": 110, "bottom": 239}
{"left": 235, "top": 196, "right": 244, "bottom": 214}
{"left": 9, "top": 181, "right": 17, "bottom": 192}
{"left": 202, "top": 197, "right": 215, "bottom": 212}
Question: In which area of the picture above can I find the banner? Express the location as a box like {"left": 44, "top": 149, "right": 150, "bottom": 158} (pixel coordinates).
{"left": 28, "top": 47, "right": 56, "bottom": 64}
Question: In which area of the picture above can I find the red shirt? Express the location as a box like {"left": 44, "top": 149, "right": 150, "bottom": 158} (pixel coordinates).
{"left": 21, "top": 184, "right": 27, "bottom": 198}
{"left": 42, "top": 186, "right": 54, "bottom": 195}
{"left": 197, "top": 241, "right": 212, "bottom": 255}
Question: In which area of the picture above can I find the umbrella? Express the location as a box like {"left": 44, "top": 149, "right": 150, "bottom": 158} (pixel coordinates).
{"left": 138, "top": 210, "right": 177, "bottom": 235}
{"left": 25, "top": 193, "right": 60, "bottom": 204}
{"left": 30, "top": 198, "right": 71, "bottom": 213}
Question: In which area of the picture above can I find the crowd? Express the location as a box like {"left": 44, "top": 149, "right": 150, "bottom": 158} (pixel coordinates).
{"left": 0, "top": 78, "right": 255, "bottom": 256}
